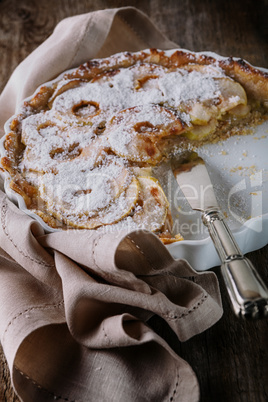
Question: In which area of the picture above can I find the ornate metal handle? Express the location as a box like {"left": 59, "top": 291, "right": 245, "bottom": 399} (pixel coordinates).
{"left": 202, "top": 208, "right": 268, "bottom": 319}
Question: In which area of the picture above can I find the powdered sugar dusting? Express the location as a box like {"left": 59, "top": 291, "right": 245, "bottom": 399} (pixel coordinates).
{"left": 17, "top": 56, "right": 248, "bottom": 230}
{"left": 52, "top": 65, "right": 223, "bottom": 122}
{"left": 39, "top": 157, "right": 134, "bottom": 224}
{"left": 159, "top": 70, "right": 221, "bottom": 105}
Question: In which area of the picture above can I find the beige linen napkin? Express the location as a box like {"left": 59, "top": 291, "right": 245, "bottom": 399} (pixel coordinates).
{"left": 0, "top": 7, "right": 223, "bottom": 402}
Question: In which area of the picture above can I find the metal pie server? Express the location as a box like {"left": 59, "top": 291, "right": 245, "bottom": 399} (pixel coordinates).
{"left": 171, "top": 151, "right": 268, "bottom": 319}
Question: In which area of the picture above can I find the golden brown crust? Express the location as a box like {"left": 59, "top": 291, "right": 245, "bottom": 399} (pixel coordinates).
{"left": 66, "top": 49, "right": 268, "bottom": 101}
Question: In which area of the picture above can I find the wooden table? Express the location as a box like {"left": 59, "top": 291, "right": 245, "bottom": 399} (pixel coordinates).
{"left": 0, "top": 0, "right": 267, "bottom": 401}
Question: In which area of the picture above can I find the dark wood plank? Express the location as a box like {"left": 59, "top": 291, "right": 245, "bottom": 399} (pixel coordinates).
{"left": 0, "top": 0, "right": 267, "bottom": 94}
{"left": 185, "top": 248, "right": 268, "bottom": 402}
{"left": 0, "top": 0, "right": 267, "bottom": 401}
{"left": 150, "top": 246, "right": 268, "bottom": 402}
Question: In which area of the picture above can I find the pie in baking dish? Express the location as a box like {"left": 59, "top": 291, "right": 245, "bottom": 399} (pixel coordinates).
{"left": 1, "top": 49, "right": 267, "bottom": 242}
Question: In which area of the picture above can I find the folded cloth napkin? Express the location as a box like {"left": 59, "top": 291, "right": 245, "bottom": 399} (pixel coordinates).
{"left": 0, "top": 7, "right": 223, "bottom": 402}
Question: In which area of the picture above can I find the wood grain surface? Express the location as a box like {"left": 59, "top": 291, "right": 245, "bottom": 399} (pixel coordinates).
{"left": 0, "top": 0, "right": 268, "bottom": 401}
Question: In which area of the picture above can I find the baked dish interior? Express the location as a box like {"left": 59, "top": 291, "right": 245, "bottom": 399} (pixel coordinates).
{"left": 1, "top": 49, "right": 267, "bottom": 243}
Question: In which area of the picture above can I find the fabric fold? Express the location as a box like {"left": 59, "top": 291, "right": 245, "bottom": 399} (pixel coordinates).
{"left": 0, "top": 7, "right": 222, "bottom": 402}
{"left": 12, "top": 322, "right": 199, "bottom": 402}
{"left": 0, "top": 190, "right": 222, "bottom": 401}
{"left": 41, "top": 230, "right": 222, "bottom": 345}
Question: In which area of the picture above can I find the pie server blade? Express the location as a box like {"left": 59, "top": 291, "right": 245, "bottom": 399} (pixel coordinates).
{"left": 171, "top": 151, "right": 268, "bottom": 319}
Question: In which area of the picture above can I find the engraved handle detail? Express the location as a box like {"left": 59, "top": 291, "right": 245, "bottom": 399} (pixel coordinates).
{"left": 202, "top": 208, "right": 268, "bottom": 319}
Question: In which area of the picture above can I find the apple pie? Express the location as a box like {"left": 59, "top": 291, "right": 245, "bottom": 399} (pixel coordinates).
{"left": 1, "top": 49, "right": 267, "bottom": 242}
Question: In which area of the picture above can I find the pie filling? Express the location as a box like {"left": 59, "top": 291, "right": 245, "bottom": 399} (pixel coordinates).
{"left": 1, "top": 49, "right": 267, "bottom": 242}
